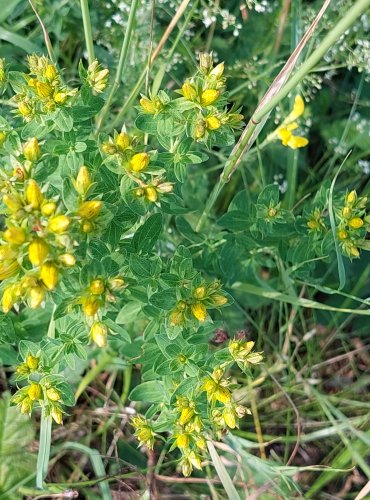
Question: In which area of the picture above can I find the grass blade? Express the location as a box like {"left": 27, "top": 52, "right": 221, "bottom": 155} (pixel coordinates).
{"left": 207, "top": 441, "right": 241, "bottom": 500}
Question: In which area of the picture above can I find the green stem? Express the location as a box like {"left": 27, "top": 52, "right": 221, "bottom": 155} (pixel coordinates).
{"left": 121, "top": 364, "right": 132, "bottom": 404}
{"left": 36, "top": 304, "right": 56, "bottom": 489}
{"left": 253, "top": 0, "right": 370, "bottom": 123}
{"left": 75, "top": 351, "right": 113, "bottom": 401}
{"left": 196, "top": 0, "right": 370, "bottom": 231}
{"left": 96, "top": 0, "right": 140, "bottom": 133}
{"left": 80, "top": 0, "right": 95, "bottom": 65}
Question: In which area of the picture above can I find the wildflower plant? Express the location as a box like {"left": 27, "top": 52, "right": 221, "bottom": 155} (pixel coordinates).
{"left": 1, "top": 0, "right": 370, "bottom": 491}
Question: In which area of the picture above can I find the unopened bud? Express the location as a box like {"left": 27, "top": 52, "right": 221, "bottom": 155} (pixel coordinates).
{"left": 74, "top": 166, "right": 92, "bottom": 195}
{"left": 82, "top": 296, "right": 100, "bottom": 316}
{"left": 48, "top": 214, "right": 70, "bottom": 233}
{"left": 206, "top": 116, "right": 221, "bottom": 130}
{"left": 209, "top": 62, "right": 225, "bottom": 80}
{"left": 145, "top": 186, "right": 158, "bottom": 203}
{"left": 181, "top": 81, "right": 197, "bottom": 101}
{"left": 46, "top": 387, "right": 61, "bottom": 401}
{"left": 200, "top": 89, "right": 220, "bottom": 107}
{"left": 28, "top": 238, "right": 49, "bottom": 266}
{"left": 89, "top": 279, "right": 105, "bottom": 295}
{"left": 77, "top": 200, "right": 102, "bottom": 219}
{"left": 115, "top": 132, "right": 130, "bottom": 151}
{"left": 58, "top": 253, "right": 76, "bottom": 267}
{"left": 24, "top": 137, "right": 41, "bottom": 162}
{"left": 29, "top": 286, "right": 45, "bottom": 308}
{"left": 44, "top": 64, "right": 57, "bottom": 81}
{"left": 40, "top": 261, "right": 59, "bottom": 290}
{"left": 191, "top": 302, "right": 207, "bottom": 322}
{"left": 348, "top": 217, "right": 364, "bottom": 229}
{"left": 26, "top": 179, "right": 43, "bottom": 209}
{"left": 90, "top": 322, "right": 108, "bottom": 347}
{"left": 4, "top": 227, "right": 26, "bottom": 245}
{"left": 28, "top": 382, "right": 42, "bottom": 401}
{"left": 129, "top": 152, "right": 150, "bottom": 172}
{"left": 26, "top": 354, "right": 39, "bottom": 370}
{"left": 41, "top": 201, "right": 57, "bottom": 216}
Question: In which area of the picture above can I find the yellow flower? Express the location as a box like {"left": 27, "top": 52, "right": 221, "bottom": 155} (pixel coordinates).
{"left": 44, "top": 64, "right": 57, "bottom": 81}
{"left": 35, "top": 81, "right": 53, "bottom": 98}
{"left": 286, "top": 95, "right": 305, "bottom": 122}
{"left": 348, "top": 217, "right": 364, "bottom": 229}
{"left": 58, "top": 253, "right": 76, "bottom": 267}
{"left": 74, "top": 166, "right": 92, "bottom": 195}
{"left": 277, "top": 123, "right": 308, "bottom": 149}
{"left": 139, "top": 96, "right": 163, "bottom": 114}
{"left": 193, "top": 286, "right": 206, "bottom": 299}
{"left": 46, "top": 387, "right": 61, "bottom": 401}
{"left": 40, "top": 261, "right": 59, "bottom": 290}
{"left": 178, "top": 407, "right": 195, "bottom": 426}
{"left": 90, "top": 322, "right": 108, "bottom": 347}
{"left": 18, "top": 101, "right": 32, "bottom": 116}
{"left": 82, "top": 296, "right": 100, "bottom": 316}
{"left": 115, "top": 132, "right": 130, "bottom": 152}
{"left": 191, "top": 302, "right": 207, "bottom": 322}
{"left": 28, "top": 238, "right": 49, "bottom": 266}
{"left": 210, "top": 293, "right": 228, "bottom": 306}
{"left": 54, "top": 92, "right": 67, "bottom": 104}
{"left": 41, "top": 201, "right": 57, "bottom": 216}
{"left": 51, "top": 406, "right": 63, "bottom": 424}
{"left": 129, "top": 152, "right": 150, "bottom": 172}
{"left": 0, "top": 245, "right": 17, "bottom": 261}
{"left": 48, "top": 215, "right": 71, "bottom": 233}
{"left": 26, "top": 354, "right": 39, "bottom": 370}
{"left": 28, "top": 382, "right": 42, "bottom": 401}
{"left": 181, "top": 81, "right": 197, "bottom": 101}
{"left": 0, "top": 260, "right": 20, "bottom": 280}
{"left": 222, "top": 406, "right": 237, "bottom": 429}
{"left": 345, "top": 190, "right": 357, "bottom": 206}
{"left": 23, "top": 138, "right": 41, "bottom": 162}
{"left": 87, "top": 60, "right": 109, "bottom": 93}
{"left": 200, "top": 89, "right": 220, "bottom": 107}
{"left": 3, "top": 194, "right": 22, "bottom": 213}
{"left": 132, "top": 415, "right": 156, "bottom": 450}
{"left": 206, "top": 116, "right": 221, "bottom": 130}
{"left": 89, "top": 279, "right": 105, "bottom": 295}
{"left": 29, "top": 286, "right": 45, "bottom": 309}
{"left": 144, "top": 186, "right": 158, "bottom": 203}
{"left": 209, "top": 62, "right": 225, "bottom": 80}
{"left": 2, "top": 285, "right": 16, "bottom": 313}
{"left": 176, "top": 432, "right": 190, "bottom": 449}
{"left": 26, "top": 180, "right": 43, "bottom": 209}
{"left": 77, "top": 200, "right": 102, "bottom": 219}
{"left": 3, "top": 227, "right": 26, "bottom": 245}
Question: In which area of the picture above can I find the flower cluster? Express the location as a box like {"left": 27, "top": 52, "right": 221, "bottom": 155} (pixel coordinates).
{"left": 12, "top": 55, "right": 77, "bottom": 119}
{"left": 169, "top": 281, "right": 228, "bottom": 326}
{"left": 11, "top": 353, "right": 70, "bottom": 424}
{"left": 102, "top": 130, "right": 174, "bottom": 205}
{"left": 336, "top": 190, "right": 369, "bottom": 258}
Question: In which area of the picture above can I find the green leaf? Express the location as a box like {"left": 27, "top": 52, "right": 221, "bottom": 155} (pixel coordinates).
{"left": 116, "top": 302, "right": 142, "bottom": 324}
{"left": 149, "top": 288, "right": 177, "bottom": 310}
{"left": 132, "top": 213, "right": 163, "bottom": 254}
{"left": 53, "top": 108, "right": 74, "bottom": 132}
{"left": 129, "top": 381, "right": 166, "bottom": 403}
{"left": 0, "top": 393, "right": 36, "bottom": 499}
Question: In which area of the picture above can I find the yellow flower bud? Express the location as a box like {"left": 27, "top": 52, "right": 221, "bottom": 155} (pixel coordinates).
{"left": 193, "top": 286, "right": 206, "bottom": 299}
{"left": 350, "top": 245, "right": 360, "bottom": 258}
{"left": 40, "top": 261, "right": 59, "bottom": 290}
{"left": 342, "top": 206, "right": 352, "bottom": 219}
{"left": 176, "top": 433, "right": 190, "bottom": 449}
{"left": 200, "top": 89, "right": 220, "bottom": 106}
{"left": 41, "top": 201, "right": 57, "bottom": 216}
{"left": 48, "top": 215, "right": 70, "bottom": 233}
{"left": 77, "top": 200, "right": 102, "bottom": 219}
{"left": 181, "top": 81, "right": 197, "bottom": 101}
{"left": 215, "top": 386, "right": 232, "bottom": 404}
{"left": 307, "top": 220, "right": 319, "bottom": 230}
{"left": 115, "top": 132, "right": 130, "bottom": 151}
{"left": 20, "top": 398, "right": 32, "bottom": 414}
{"left": 101, "top": 142, "right": 117, "bottom": 155}
{"left": 210, "top": 293, "right": 228, "bottom": 306}
{"left": 169, "top": 308, "right": 184, "bottom": 326}
{"left": 140, "top": 97, "right": 157, "bottom": 114}
{"left": 194, "top": 120, "right": 206, "bottom": 140}
{"left": 26, "top": 354, "right": 39, "bottom": 370}
{"left": 81, "top": 220, "right": 93, "bottom": 233}
{"left": 46, "top": 387, "right": 61, "bottom": 401}
{"left": 82, "top": 296, "right": 100, "bottom": 316}
{"left": 26, "top": 179, "right": 43, "bottom": 209}
{"left": 75, "top": 166, "right": 92, "bottom": 195}
{"left": 35, "top": 81, "right": 53, "bottom": 98}
{"left": 199, "top": 52, "right": 213, "bottom": 74}
{"left": 4, "top": 227, "right": 26, "bottom": 245}
{"left": 58, "top": 253, "right": 76, "bottom": 267}
{"left": 0, "top": 245, "right": 17, "bottom": 262}
{"left": 108, "top": 277, "right": 125, "bottom": 290}
{"left": 346, "top": 190, "right": 357, "bottom": 206}
{"left": 195, "top": 436, "right": 207, "bottom": 450}
{"left": 0, "top": 131, "right": 6, "bottom": 146}
{"left": 23, "top": 138, "right": 41, "bottom": 162}
{"left": 337, "top": 229, "right": 348, "bottom": 240}
{"left": 145, "top": 186, "right": 158, "bottom": 203}
{"left": 28, "top": 238, "right": 49, "bottom": 266}
{"left": 28, "top": 382, "right": 42, "bottom": 401}
{"left": 191, "top": 302, "right": 207, "bottom": 322}
{"left": 51, "top": 406, "right": 63, "bottom": 424}
{"left": 2, "top": 194, "right": 22, "bottom": 213}
{"left": 206, "top": 116, "right": 221, "bottom": 130}
{"left": 0, "top": 260, "right": 20, "bottom": 280}
{"left": 134, "top": 188, "right": 144, "bottom": 197}
{"left": 222, "top": 407, "right": 236, "bottom": 429}
{"left": 44, "top": 64, "right": 57, "bottom": 81}
{"left": 18, "top": 102, "right": 32, "bottom": 116}
{"left": 348, "top": 217, "right": 364, "bottom": 229}
{"left": 129, "top": 152, "right": 150, "bottom": 172}
{"left": 179, "top": 407, "right": 195, "bottom": 426}
{"left": 209, "top": 62, "right": 225, "bottom": 80}
{"left": 89, "top": 279, "right": 105, "bottom": 295}
{"left": 29, "top": 286, "right": 45, "bottom": 309}
{"left": 90, "top": 322, "right": 108, "bottom": 347}
{"left": 2, "top": 285, "right": 16, "bottom": 313}
{"left": 54, "top": 92, "right": 67, "bottom": 104}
